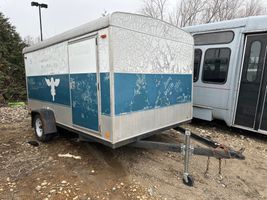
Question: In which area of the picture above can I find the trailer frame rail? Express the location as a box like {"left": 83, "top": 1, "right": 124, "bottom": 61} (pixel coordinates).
{"left": 130, "top": 128, "right": 245, "bottom": 186}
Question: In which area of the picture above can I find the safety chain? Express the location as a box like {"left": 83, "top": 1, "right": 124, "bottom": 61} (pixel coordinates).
{"left": 204, "top": 144, "right": 232, "bottom": 177}
{"left": 204, "top": 156, "right": 210, "bottom": 177}
{"left": 219, "top": 158, "right": 222, "bottom": 175}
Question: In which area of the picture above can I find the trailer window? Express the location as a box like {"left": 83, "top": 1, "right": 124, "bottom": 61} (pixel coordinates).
{"left": 194, "top": 49, "right": 202, "bottom": 82}
{"left": 194, "top": 31, "right": 234, "bottom": 45}
{"left": 246, "top": 41, "right": 261, "bottom": 82}
{"left": 202, "top": 48, "right": 231, "bottom": 84}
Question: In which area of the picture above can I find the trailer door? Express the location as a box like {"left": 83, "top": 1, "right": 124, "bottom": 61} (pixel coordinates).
{"left": 235, "top": 33, "right": 267, "bottom": 131}
{"left": 68, "top": 37, "right": 100, "bottom": 132}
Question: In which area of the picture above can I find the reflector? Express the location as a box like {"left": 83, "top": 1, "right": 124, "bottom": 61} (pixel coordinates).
{"left": 100, "top": 34, "right": 107, "bottom": 39}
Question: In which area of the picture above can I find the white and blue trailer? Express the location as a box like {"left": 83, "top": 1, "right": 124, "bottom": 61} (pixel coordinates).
{"left": 23, "top": 12, "right": 194, "bottom": 148}
{"left": 23, "top": 13, "right": 246, "bottom": 185}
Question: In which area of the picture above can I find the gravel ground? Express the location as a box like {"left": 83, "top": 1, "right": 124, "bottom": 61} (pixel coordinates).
{"left": 0, "top": 106, "right": 266, "bottom": 200}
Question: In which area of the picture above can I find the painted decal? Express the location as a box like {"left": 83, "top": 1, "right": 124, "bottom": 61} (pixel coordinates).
{"left": 114, "top": 73, "right": 192, "bottom": 115}
{"left": 27, "top": 74, "right": 70, "bottom": 106}
{"left": 45, "top": 77, "right": 60, "bottom": 101}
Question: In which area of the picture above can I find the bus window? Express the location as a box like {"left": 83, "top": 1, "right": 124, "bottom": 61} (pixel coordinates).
{"left": 202, "top": 48, "right": 231, "bottom": 84}
{"left": 247, "top": 41, "right": 261, "bottom": 82}
{"left": 194, "top": 31, "right": 234, "bottom": 45}
{"left": 194, "top": 49, "right": 202, "bottom": 82}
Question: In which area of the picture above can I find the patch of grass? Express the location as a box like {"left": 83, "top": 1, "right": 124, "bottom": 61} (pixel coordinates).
{"left": 8, "top": 101, "right": 26, "bottom": 107}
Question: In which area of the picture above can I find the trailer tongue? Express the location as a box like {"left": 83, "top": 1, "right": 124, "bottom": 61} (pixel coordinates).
{"left": 130, "top": 128, "right": 245, "bottom": 187}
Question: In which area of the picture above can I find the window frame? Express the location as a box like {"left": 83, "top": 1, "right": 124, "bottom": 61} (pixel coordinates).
{"left": 194, "top": 31, "right": 235, "bottom": 46}
{"left": 201, "top": 47, "right": 232, "bottom": 85}
{"left": 194, "top": 48, "right": 202, "bottom": 82}
{"left": 246, "top": 40, "right": 262, "bottom": 83}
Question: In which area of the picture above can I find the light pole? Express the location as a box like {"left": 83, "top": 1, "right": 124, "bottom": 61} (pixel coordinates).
{"left": 31, "top": 1, "right": 48, "bottom": 41}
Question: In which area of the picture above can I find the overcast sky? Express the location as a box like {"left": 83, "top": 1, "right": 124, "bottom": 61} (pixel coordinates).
{"left": 2, "top": 0, "right": 266, "bottom": 40}
{"left": 0, "top": 0, "right": 147, "bottom": 39}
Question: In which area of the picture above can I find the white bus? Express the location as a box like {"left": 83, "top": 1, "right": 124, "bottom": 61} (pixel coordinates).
{"left": 184, "top": 16, "right": 267, "bottom": 135}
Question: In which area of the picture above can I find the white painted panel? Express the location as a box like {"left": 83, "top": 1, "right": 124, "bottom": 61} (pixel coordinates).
{"left": 193, "top": 106, "right": 213, "bottom": 121}
{"left": 183, "top": 16, "right": 267, "bottom": 35}
{"left": 28, "top": 99, "right": 72, "bottom": 127}
{"left": 100, "top": 115, "right": 113, "bottom": 142}
{"left": 28, "top": 99, "right": 114, "bottom": 143}
{"left": 25, "top": 42, "right": 68, "bottom": 76}
{"left": 98, "top": 28, "right": 110, "bottom": 73}
{"left": 113, "top": 103, "right": 192, "bottom": 143}
{"left": 68, "top": 38, "right": 97, "bottom": 74}
{"left": 111, "top": 26, "right": 193, "bottom": 74}
{"left": 193, "top": 86, "right": 229, "bottom": 110}
{"left": 111, "top": 12, "right": 193, "bottom": 45}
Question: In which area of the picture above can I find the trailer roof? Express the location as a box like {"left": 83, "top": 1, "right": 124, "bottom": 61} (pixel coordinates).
{"left": 183, "top": 15, "right": 267, "bottom": 34}
{"left": 23, "top": 12, "right": 192, "bottom": 54}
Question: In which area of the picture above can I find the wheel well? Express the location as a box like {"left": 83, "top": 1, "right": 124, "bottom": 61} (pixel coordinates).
{"left": 31, "top": 109, "right": 57, "bottom": 134}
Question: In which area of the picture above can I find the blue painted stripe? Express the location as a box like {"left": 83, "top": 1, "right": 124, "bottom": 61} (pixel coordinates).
{"left": 114, "top": 73, "right": 192, "bottom": 115}
{"left": 27, "top": 72, "right": 191, "bottom": 125}
{"left": 27, "top": 72, "right": 111, "bottom": 131}
{"left": 100, "top": 73, "right": 111, "bottom": 115}
{"left": 27, "top": 74, "right": 70, "bottom": 106}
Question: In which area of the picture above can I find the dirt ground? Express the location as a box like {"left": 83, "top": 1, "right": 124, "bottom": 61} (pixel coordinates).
{"left": 0, "top": 106, "right": 267, "bottom": 200}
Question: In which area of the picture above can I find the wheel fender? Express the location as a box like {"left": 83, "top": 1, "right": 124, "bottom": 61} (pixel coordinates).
{"left": 31, "top": 109, "right": 57, "bottom": 134}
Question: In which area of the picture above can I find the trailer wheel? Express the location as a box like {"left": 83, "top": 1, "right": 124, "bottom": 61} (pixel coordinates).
{"left": 33, "top": 114, "right": 52, "bottom": 142}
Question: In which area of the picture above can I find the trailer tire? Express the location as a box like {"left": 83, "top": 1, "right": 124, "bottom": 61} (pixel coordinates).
{"left": 33, "top": 114, "right": 53, "bottom": 142}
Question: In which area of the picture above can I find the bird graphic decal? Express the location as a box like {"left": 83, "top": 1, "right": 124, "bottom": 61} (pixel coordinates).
{"left": 45, "top": 77, "right": 60, "bottom": 101}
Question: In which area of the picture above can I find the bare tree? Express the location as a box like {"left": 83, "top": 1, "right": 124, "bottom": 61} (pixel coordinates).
{"left": 140, "top": 0, "right": 267, "bottom": 27}
{"left": 201, "top": 0, "right": 222, "bottom": 23}
{"left": 240, "top": 0, "right": 266, "bottom": 17}
{"left": 169, "top": 0, "right": 207, "bottom": 27}
{"left": 180, "top": 0, "right": 207, "bottom": 26}
{"left": 217, "top": 0, "right": 241, "bottom": 21}
{"left": 24, "top": 36, "right": 35, "bottom": 46}
{"left": 24, "top": 36, "right": 41, "bottom": 46}
{"left": 140, "top": 0, "right": 168, "bottom": 21}
{"left": 201, "top": 0, "right": 244, "bottom": 23}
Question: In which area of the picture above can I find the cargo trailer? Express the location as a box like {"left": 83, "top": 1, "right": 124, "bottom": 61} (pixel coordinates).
{"left": 23, "top": 12, "right": 194, "bottom": 148}
{"left": 23, "top": 13, "right": 245, "bottom": 186}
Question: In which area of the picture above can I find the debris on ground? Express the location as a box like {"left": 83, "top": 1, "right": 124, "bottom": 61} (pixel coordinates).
{"left": 0, "top": 105, "right": 28, "bottom": 124}
{"left": 58, "top": 153, "right": 82, "bottom": 160}
{"left": 27, "top": 140, "right": 40, "bottom": 147}
{"left": 0, "top": 106, "right": 266, "bottom": 200}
